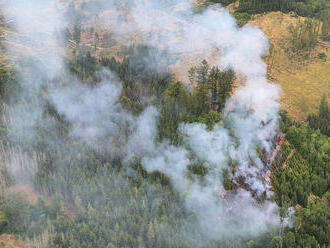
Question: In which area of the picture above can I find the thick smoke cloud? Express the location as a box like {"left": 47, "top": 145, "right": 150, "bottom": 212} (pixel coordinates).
{"left": 50, "top": 70, "right": 132, "bottom": 156}
{"left": 3, "top": 0, "right": 285, "bottom": 240}
{"left": 3, "top": 0, "right": 66, "bottom": 145}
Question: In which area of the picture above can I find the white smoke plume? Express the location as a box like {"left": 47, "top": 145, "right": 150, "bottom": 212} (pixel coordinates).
{"left": 2, "top": 0, "right": 66, "bottom": 144}
{"left": 105, "top": 0, "right": 283, "bottom": 236}
{"left": 49, "top": 70, "right": 132, "bottom": 156}
{"left": 2, "top": 0, "right": 285, "bottom": 240}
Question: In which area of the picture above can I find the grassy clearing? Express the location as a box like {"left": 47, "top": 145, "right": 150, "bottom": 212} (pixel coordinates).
{"left": 250, "top": 12, "right": 330, "bottom": 121}
{"left": 273, "top": 53, "right": 330, "bottom": 121}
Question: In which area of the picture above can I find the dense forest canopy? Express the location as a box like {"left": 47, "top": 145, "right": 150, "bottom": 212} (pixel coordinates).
{"left": 0, "top": 0, "right": 329, "bottom": 248}
{"left": 205, "top": 0, "right": 330, "bottom": 29}
{"left": 209, "top": 0, "right": 330, "bottom": 17}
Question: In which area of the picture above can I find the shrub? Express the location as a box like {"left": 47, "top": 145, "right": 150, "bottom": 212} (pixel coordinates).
{"left": 318, "top": 52, "right": 327, "bottom": 60}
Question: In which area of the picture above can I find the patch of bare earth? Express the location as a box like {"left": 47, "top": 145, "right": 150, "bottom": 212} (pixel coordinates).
{"left": 0, "top": 234, "right": 32, "bottom": 248}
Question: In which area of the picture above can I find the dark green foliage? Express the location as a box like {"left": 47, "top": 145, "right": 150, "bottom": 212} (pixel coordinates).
{"left": 273, "top": 112, "right": 330, "bottom": 248}
{"left": 158, "top": 60, "right": 233, "bottom": 144}
{"left": 270, "top": 236, "right": 283, "bottom": 248}
{"left": 273, "top": 142, "right": 311, "bottom": 207}
{"left": 188, "top": 163, "right": 209, "bottom": 177}
{"left": 0, "top": 63, "right": 17, "bottom": 139}
{"left": 222, "top": 169, "right": 235, "bottom": 190}
{"left": 197, "top": 111, "right": 222, "bottom": 130}
{"left": 286, "top": 125, "right": 330, "bottom": 197}
{"left": 0, "top": 62, "right": 17, "bottom": 101}
{"left": 158, "top": 81, "right": 190, "bottom": 144}
{"left": 69, "top": 51, "right": 99, "bottom": 81}
{"left": 0, "top": 192, "right": 61, "bottom": 237}
{"left": 193, "top": 83, "right": 211, "bottom": 116}
{"left": 237, "top": 0, "right": 298, "bottom": 14}
{"left": 0, "top": 51, "right": 271, "bottom": 247}
{"left": 208, "top": 67, "right": 235, "bottom": 111}
{"left": 0, "top": 192, "right": 30, "bottom": 235}
{"left": 296, "top": 200, "right": 329, "bottom": 246}
{"left": 279, "top": 111, "right": 295, "bottom": 133}
{"left": 308, "top": 95, "right": 330, "bottom": 136}
{"left": 196, "top": 60, "right": 210, "bottom": 85}
{"left": 207, "top": 0, "right": 237, "bottom": 6}
{"left": 318, "top": 52, "right": 327, "bottom": 60}
{"left": 281, "top": 199, "right": 330, "bottom": 248}
{"left": 233, "top": 12, "right": 252, "bottom": 27}
{"left": 0, "top": 40, "right": 328, "bottom": 247}
{"left": 204, "top": 0, "right": 330, "bottom": 19}
{"left": 188, "top": 60, "right": 235, "bottom": 114}
{"left": 236, "top": 0, "right": 330, "bottom": 18}
{"left": 50, "top": 169, "right": 201, "bottom": 248}
{"left": 101, "top": 45, "right": 173, "bottom": 108}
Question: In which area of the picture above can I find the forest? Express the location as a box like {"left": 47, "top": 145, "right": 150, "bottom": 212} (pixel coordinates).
{"left": 208, "top": 0, "right": 330, "bottom": 30}
{"left": 211, "top": 0, "right": 330, "bottom": 16}
{"left": 0, "top": 0, "right": 329, "bottom": 248}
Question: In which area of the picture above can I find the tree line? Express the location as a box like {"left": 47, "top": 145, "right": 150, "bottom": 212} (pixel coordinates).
{"left": 0, "top": 46, "right": 328, "bottom": 247}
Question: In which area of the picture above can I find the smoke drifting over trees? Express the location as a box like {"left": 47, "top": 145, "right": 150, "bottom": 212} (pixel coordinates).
{"left": 2, "top": 0, "right": 287, "bottom": 243}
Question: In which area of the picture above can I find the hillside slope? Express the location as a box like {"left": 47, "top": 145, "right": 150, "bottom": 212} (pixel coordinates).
{"left": 2, "top": 6, "right": 328, "bottom": 121}
{"left": 249, "top": 12, "right": 330, "bottom": 120}
{"left": 78, "top": 8, "right": 329, "bottom": 121}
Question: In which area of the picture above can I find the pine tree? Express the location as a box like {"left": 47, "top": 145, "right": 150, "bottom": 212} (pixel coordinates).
{"left": 196, "top": 60, "right": 209, "bottom": 85}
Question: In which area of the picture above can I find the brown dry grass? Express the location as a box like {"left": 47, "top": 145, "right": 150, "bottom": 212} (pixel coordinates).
{"left": 89, "top": 9, "right": 330, "bottom": 121}
{"left": 227, "top": 1, "right": 239, "bottom": 14}
{"left": 0, "top": 235, "right": 32, "bottom": 248}
{"left": 2, "top": 7, "right": 329, "bottom": 121}
{"left": 249, "top": 12, "right": 330, "bottom": 121}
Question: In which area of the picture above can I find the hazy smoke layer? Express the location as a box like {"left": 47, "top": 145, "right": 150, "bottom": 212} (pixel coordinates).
{"left": 50, "top": 70, "right": 132, "bottom": 156}
{"left": 3, "top": 0, "right": 66, "bottom": 144}
{"left": 3, "top": 0, "right": 284, "bottom": 240}
{"left": 106, "top": 0, "right": 282, "bottom": 237}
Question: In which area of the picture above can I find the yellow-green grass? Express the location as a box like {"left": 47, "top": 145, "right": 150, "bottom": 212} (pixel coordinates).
{"left": 250, "top": 12, "right": 330, "bottom": 121}
{"left": 274, "top": 53, "right": 330, "bottom": 121}
{"left": 2, "top": 9, "right": 330, "bottom": 121}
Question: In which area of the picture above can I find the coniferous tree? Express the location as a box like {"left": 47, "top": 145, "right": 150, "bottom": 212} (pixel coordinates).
{"left": 308, "top": 95, "right": 330, "bottom": 136}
